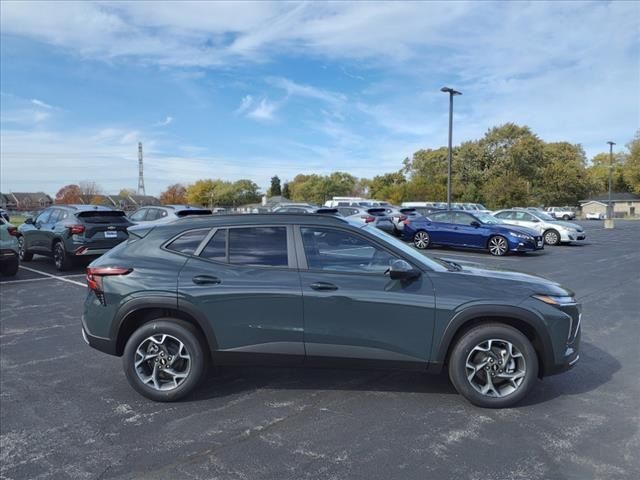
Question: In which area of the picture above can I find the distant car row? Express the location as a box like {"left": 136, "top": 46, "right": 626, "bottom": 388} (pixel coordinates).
{"left": 0, "top": 200, "right": 590, "bottom": 276}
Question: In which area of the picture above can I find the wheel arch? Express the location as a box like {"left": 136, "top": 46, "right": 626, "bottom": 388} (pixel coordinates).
{"left": 432, "top": 305, "right": 554, "bottom": 378}
{"left": 112, "top": 297, "right": 217, "bottom": 357}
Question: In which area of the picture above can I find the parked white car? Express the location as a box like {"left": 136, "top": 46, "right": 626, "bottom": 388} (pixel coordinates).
{"left": 493, "top": 209, "right": 586, "bottom": 245}
{"left": 546, "top": 206, "right": 576, "bottom": 220}
{"left": 585, "top": 212, "right": 604, "bottom": 220}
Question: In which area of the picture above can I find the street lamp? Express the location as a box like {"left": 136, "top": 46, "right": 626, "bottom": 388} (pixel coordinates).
{"left": 607, "top": 141, "right": 615, "bottom": 220}
{"left": 441, "top": 86, "right": 462, "bottom": 209}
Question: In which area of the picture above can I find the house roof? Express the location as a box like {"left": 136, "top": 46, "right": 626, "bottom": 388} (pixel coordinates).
{"left": 6, "top": 192, "right": 53, "bottom": 203}
{"left": 580, "top": 192, "right": 640, "bottom": 203}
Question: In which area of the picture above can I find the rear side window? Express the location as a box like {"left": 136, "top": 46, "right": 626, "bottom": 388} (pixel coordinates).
{"left": 166, "top": 229, "right": 208, "bottom": 255}
{"left": 229, "top": 227, "right": 287, "bottom": 267}
{"left": 200, "top": 229, "right": 227, "bottom": 261}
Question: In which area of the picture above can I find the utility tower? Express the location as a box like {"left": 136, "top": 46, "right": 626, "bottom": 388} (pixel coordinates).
{"left": 137, "top": 142, "right": 145, "bottom": 196}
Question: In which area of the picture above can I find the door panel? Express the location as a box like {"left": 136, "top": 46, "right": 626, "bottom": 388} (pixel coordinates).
{"left": 298, "top": 226, "right": 436, "bottom": 364}
{"left": 177, "top": 226, "right": 304, "bottom": 360}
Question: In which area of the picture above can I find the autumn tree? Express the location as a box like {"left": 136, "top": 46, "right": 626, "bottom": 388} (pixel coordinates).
{"left": 55, "top": 184, "right": 82, "bottom": 204}
{"left": 160, "top": 184, "right": 187, "bottom": 204}
{"left": 622, "top": 130, "right": 640, "bottom": 194}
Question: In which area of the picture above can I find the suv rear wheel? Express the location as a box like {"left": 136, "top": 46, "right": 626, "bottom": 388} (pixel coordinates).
{"left": 53, "top": 241, "right": 73, "bottom": 271}
{"left": 18, "top": 236, "right": 33, "bottom": 262}
{"left": 448, "top": 323, "right": 538, "bottom": 408}
{"left": 123, "top": 319, "right": 207, "bottom": 402}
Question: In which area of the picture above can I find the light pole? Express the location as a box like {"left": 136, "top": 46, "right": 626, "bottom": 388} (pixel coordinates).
{"left": 607, "top": 141, "right": 615, "bottom": 220}
{"left": 441, "top": 87, "right": 462, "bottom": 209}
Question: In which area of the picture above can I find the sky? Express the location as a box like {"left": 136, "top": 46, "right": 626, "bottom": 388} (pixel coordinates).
{"left": 1, "top": 1, "right": 638, "bottom": 196}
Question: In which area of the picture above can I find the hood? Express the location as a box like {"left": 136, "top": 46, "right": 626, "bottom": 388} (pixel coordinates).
{"left": 491, "top": 224, "right": 539, "bottom": 236}
{"left": 552, "top": 220, "right": 583, "bottom": 231}
{"left": 440, "top": 258, "right": 574, "bottom": 297}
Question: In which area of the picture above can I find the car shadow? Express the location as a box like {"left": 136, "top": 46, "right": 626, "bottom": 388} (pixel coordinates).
{"left": 188, "top": 341, "right": 617, "bottom": 407}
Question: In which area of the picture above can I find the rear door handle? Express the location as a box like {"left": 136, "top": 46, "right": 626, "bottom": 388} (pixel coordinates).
{"left": 310, "top": 282, "right": 338, "bottom": 291}
{"left": 192, "top": 275, "right": 221, "bottom": 285}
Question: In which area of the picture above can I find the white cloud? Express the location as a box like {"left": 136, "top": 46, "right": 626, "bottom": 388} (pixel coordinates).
{"left": 247, "top": 98, "right": 278, "bottom": 121}
{"left": 155, "top": 116, "right": 173, "bottom": 127}
{"left": 268, "top": 77, "right": 346, "bottom": 106}
{"left": 31, "top": 99, "right": 54, "bottom": 109}
{"left": 235, "top": 95, "right": 254, "bottom": 115}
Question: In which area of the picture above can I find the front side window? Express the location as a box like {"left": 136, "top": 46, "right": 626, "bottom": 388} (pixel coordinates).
{"left": 166, "top": 229, "right": 208, "bottom": 255}
{"left": 130, "top": 209, "right": 147, "bottom": 221}
{"left": 301, "top": 227, "right": 398, "bottom": 273}
{"left": 494, "top": 211, "right": 512, "bottom": 219}
{"left": 229, "top": 227, "right": 288, "bottom": 267}
{"left": 35, "top": 209, "right": 52, "bottom": 224}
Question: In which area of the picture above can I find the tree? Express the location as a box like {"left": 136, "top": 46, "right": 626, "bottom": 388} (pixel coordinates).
{"left": 269, "top": 176, "right": 282, "bottom": 197}
{"left": 586, "top": 152, "right": 627, "bottom": 195}
{"left": 281, "top": 182, "right": 291, "bottom": 199}
{"left": 160, "top": 184, "right": 187, "bottom": 204}
{"left": 533, "top": 143, "right": 590, "bottom": 206}
{"left": 288, "top": 172, "right": 357, "bottom": 204}
{"left": 55, "top": 184, "right": 81, "bottom": 204}
{"left": 368, "top": 172, "right": 406, "bottom": 204}
{"left": 79, "top": 181, "right": 102, "bottom": 197}
{"left": 118, "top": 188, "right": 136, "bottom": 198}
{"left": 622, "top": 130, "right": 640, "bottom": 194}
{"left": 186, "top": 179, "right": 261, "bottom": 207}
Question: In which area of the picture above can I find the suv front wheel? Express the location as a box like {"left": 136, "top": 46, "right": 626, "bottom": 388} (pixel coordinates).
{"left": 448, "top": 323, "right": 538, "bottom": 408}
{"left": 123, "top": 319, "right": 207, "bottom": 402}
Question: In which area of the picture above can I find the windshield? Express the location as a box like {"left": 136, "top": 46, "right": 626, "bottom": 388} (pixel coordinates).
{"left": 476, "top": 213, "right": 503, "bottom": 225}
{"left": 362, "top": 224, "right": 449, "bottom": 272}
{"left": 535, "top": 212, "right": 556, "bottom": 221}
{"left": 474, "top": 204, "right": 488, "bottom": 210}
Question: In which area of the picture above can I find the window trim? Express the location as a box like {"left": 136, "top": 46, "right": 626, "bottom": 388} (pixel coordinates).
{"left": 293, "top": 224, "right": 416, "bottom": 276}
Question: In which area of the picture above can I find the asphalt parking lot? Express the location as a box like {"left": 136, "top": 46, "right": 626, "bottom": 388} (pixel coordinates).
{"left": 1, "top": 220, "right": 639, "bottom": 480}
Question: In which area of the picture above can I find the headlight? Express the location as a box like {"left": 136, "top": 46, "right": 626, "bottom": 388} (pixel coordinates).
{"left": 510, "top": 231, "right": 532, "bottom": 240}
{"left": 532, "top": 294, "right": 576, "bottom": 306}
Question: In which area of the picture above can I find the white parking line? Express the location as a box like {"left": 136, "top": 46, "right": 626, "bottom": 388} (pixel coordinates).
{"left": 17, "top": 266, "right": 87, "bottom": 287}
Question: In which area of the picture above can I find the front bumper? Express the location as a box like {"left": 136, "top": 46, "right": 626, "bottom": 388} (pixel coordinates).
{"left": 545, "top": 319, "right": 581, "bottom": 375}
{"left": 561, "top": 231, "right": 586, "bottom": 242}
{"left": 511, "top": 235, "right": 544, "bottom": 252}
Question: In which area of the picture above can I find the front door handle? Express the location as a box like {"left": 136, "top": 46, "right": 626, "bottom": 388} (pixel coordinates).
{"left": 192, "top": 275, "right": 221, "bottom": 285}
{"left": 310, "top": 282, "right": 338, "bottom": 291}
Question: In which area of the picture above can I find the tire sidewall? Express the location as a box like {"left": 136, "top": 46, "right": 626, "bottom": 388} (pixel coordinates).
{"left": 53, "top": 241, "right": 71, "bottom": 271}
{"left": 122, "top": 319, "right": 207, "bottom": 402}
{"left": 448, "top": 324, "right": 539, "bottom": 408}
{"left": 18, "top": 236, "right": 33, "bottom": 261}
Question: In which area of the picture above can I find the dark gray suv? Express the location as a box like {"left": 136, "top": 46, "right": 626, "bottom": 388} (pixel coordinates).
{"left": 18, "top": 205, "right": 131, "bottom": 271}
{"left": 82, "top": 214, "right": 581, "bottom": 408}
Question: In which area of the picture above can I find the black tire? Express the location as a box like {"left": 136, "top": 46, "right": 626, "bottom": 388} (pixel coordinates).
{"left": 562, "top": 215, "right": 570, "bottom": 220}
{"left": 0, "top": 254, "right": 19, "bottom": 276}
{"left": 487, "top": 235, "right": 509, "bottom": 256}
{"left": 18, "top": 236, "right": 33, "bottom": 262}
{"left": 53, "top": 241, "right": 74, "bottom": 271}
{"left": 413, "top": 230, "right": 431, "bottom": 249}
{"left": 448, "top": 323, "right": 539, "bottom": 408}
{"left": 543, "top": 229, "right": 561, "bottom": 246}
{"left": 123, "top": 319, "right": 208, "bottom": 402}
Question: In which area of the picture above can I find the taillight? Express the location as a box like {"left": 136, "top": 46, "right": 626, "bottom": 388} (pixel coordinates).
{"left": 362, "top": 215, "right": 375, "bottom": 223}
{"left": 7, "top": 227, "right": 18, "bottom": 237}
{"left": 69, "top": 225, "right": 85, "bottom": 235}
{"left": 86, "top": 267, "right": 132, "bottom": 305}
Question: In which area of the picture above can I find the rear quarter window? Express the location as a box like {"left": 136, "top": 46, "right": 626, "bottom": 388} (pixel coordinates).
{"left": 165, "top": 229, "right": 209, "bottom": 255}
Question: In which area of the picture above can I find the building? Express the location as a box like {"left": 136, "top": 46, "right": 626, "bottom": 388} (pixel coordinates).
{"left": 579, "top": 192, "right": 640, "bottom": 218}
{"left": 0, "top": 192, "right": 53, "bottom": 211}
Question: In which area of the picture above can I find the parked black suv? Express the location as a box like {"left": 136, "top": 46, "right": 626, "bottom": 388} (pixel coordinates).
{"left": 83, "top": 214, "right": 580, "bottom": 408}
{"left": 18, "top": 205, "right": 131, "bottom": 271}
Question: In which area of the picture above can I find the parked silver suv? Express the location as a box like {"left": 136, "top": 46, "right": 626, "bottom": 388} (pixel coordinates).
{"left": 493, "top": 209, "right": 585, "bottom": 245}
{"left": 128, "top": 205, "right": 212, "bottom": 225}
{"left": 546, "top": 206, "right": 576, "bottom": 220}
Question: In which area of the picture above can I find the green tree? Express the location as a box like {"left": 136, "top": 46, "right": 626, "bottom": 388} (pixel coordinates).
{"left": 269, "top": 176, "right": 282, "bottom": 197}
{"left": 281, "top": 182, "right": 291, "bottom": 199}
{"left": 368, "top": 172, "right": 406, "bottom": 204}
{"left": 622, "top": 131, "right": 640, "bottom": 194}
{"left": 533, "top": 143, "right": 590, "bottom": 205}
{"left": 586, "top": 152, "right": 627, "bottom": 195}
{"left": 288, "top": 172, "right": 356, "bottom": 204}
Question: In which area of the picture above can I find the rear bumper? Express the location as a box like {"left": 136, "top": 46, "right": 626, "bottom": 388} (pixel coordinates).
{"left": 81, "top": 315, "right": 118, "bottom": 355}
{"left": 0, "top": 249, "right": 19, "bottom": 260}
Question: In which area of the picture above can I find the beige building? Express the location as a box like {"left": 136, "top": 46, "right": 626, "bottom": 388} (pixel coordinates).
{"left": 580, "top": 192, "right": 640, "bottom": 218}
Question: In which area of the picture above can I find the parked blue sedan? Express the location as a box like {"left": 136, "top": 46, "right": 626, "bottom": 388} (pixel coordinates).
{"left": 402, "top": 210, "right": 544, "bottom": 256}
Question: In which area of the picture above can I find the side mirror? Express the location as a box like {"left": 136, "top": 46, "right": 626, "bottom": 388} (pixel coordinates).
{"left": 387, "top": 259, "right": 420, "bottom": 280}
{"left": 24, "top": 217, "right": 34, "bottom": 225}
{"left": 470, "top": 220, "right": 481, "bottom": 228}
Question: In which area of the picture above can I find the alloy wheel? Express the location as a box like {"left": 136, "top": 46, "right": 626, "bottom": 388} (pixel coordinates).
{"left": 414, "top": 231, "right": 430, "bottom": 249}
{"left": 544, "top": 231, "right": 559, "bottom": 245}
{"left": 54, "top": 244, "right": 64, "bottom": 269}
{"left": 465, "top": 339, "right": 526, "bottom": 398}
{"left": 488, "top": 236, "right": 508, "bottom": 256}
{"left": 134, "top": 334, "right": 192, "bottom": 391}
